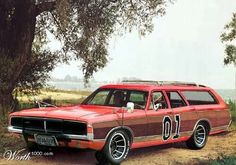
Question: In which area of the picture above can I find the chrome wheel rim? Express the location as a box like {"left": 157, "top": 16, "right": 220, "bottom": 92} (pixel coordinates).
{"left": 194, "top": 125, "right": 206, "bottom": 146}
{"left": 109, "top": 132, "right": 126, "bottom": 160}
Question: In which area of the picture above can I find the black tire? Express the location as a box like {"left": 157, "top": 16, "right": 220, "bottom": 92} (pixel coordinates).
{"left": 95, "top": 151, "right": 109, "bottom": 165}
{"left": 98, "top": 130, "right": 130, "bottom": 165}
{"left": 26, "top": 141, "right": 39, "bottom": 151}
{"left": 23, "top": 134, "right": 38, "bottom": 151}
{"left": 186, "top": 123, "right": 209, "bottom": 149}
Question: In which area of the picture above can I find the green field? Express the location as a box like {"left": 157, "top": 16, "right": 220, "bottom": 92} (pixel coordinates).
{"left": 17, "top": 88, "right": 91, "bottom": 110}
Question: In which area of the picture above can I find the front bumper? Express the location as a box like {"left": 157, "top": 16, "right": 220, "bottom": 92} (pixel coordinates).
{"left": 8, "top": 126, "right": 105, "bottom": 150}
{"left": 8, "top": 126, "right": 22, "bottom": 134}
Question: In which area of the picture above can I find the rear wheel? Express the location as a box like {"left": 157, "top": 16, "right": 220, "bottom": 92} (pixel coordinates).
{"left": 186, "top": 123, "right": 209, "bottom": 149}
{"left": 96, "top": 130, "right": 130, "bottom": 165}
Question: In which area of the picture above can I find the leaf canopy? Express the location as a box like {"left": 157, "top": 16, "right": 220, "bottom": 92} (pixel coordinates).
{"left": 35, "top": 0, "right": 170, "bottom": 83}
{"left": 221, "top": 13, "right": 236, "bottom": 66}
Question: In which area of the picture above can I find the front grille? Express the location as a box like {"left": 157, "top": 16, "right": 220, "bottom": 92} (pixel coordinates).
{"left": 24, "top": 118, "right": 45, "bottom": 131}
{"left": 47, "top": 120, "right": 63, "bottom": 132}
{"left": 63, "top": 121, "right": 87, "bottom": 135}
{"left": 11, "top": 117, "right": 23, "bottom": 128}
{"left": 10, "top": 117, "right": 87, "bottom": 135}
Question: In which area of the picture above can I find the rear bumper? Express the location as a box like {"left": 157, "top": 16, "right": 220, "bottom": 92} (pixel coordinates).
{"left": 8, "top": 126, "right": 105, "bottom": 150}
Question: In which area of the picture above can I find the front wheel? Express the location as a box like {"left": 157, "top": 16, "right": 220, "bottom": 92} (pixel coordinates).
{"left": 186, "top": 123, "right": 208, "bottom": 149}
{"left": 96, "top": 130, "right": 130, "bottom": 165}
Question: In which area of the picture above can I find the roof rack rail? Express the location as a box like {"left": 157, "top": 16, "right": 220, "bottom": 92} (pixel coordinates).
{"left": 121, "top": 80, "right": 205, "bottom": 87}
{"left": 158, "top": 81, "right": 197, "bottom": 86}
{"left": 122, "top": 80, "right": 160, "bottom": 85}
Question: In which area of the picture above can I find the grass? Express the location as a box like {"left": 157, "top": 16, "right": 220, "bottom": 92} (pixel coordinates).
{"left": 0, "top": 118, "right": 25, "bottom": 153}
{"left": 17, "top": 88, "right": 91, "bottom": 110}
{"left": 228, "top": 100, "right": 236, "bottom": 129}
{"left": 43, "top": 87, "right": 91, "bottom": 96}
{"left": 209, "top": 155, "right": 236, "bottom": 165}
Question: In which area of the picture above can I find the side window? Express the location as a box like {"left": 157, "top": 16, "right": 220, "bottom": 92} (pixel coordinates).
{"left": 108, "top": 90, "right": 127, "bottom": 107}
{"left": 166, "top": 91, "right": 186, "bottom": 108}
{"left": 150, "top": 91, "right": 168, "bottom": 110}
{"left": 182, "top": 91, "right": 218, "bottom": 105}
{"left": 128, "top": 91, "right": 147, "bottom": 109}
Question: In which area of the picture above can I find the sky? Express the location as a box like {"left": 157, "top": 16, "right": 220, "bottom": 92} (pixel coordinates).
{"left": 50, "top": 0, "right": 236, "bottom": 89}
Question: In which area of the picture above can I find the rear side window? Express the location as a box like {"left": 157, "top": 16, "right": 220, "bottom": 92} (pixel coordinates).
{"left": 182, "top": 91, "right": 218, "bottom": 105}
{"left": 166, "top": 91, "right": 186, "bottom": 108}
{"left": 129, "top": 91, "right": 146, "bottom": 103}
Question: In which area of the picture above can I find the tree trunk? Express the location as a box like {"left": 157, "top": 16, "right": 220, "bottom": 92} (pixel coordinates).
{"left": 0, "top": 0, "right": 36, "bottom": 117}
{"left": 0, "top": 93, "right": 13, "bottom": 119}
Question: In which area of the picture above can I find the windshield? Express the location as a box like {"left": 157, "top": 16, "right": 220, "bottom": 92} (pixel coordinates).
{"left": 82, "top": 88, "right": 148, "bottom": 110}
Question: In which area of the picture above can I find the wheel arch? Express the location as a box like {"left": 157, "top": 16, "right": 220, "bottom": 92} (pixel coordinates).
{"left": 193, "top": 119, "right": 211, "bottom": 134}
{"left": 105, "top": 126, "right": 134, "bottom": 144}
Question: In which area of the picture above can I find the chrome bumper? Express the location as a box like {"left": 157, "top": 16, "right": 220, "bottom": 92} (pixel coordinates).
{"left": 8, "top": 126, "right": 23, "bottom": 134}
{"left": 8, "top": 126, "right": 94, "bottom": 140}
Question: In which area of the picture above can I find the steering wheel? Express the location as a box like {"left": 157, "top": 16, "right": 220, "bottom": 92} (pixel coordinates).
{"left": 133, "top": 103, "right": 144, "bottom": 109}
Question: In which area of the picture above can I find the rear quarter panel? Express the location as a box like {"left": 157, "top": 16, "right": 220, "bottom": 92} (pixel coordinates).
{"left": 194, "top": 88, "right": 231, "bottom": 134}
{"left": 195, "top": 104, "right": 230, "bottom": 133}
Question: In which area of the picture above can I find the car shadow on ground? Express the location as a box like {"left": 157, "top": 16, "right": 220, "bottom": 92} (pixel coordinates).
{"left": 35, "top": 142, "right": 188, "bottom": 165}
{"left": 37, "top": 147, "right": 97, "bottom": 165}
{"left": 127, "top": 142, "right": 187, "bottom": 157}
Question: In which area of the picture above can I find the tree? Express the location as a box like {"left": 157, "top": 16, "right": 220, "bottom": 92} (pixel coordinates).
{"left": 0, "top": 0, "right": 171, "bottom": 117}
{"left": 221, "top": 13, "right": 236, "bottom": 66}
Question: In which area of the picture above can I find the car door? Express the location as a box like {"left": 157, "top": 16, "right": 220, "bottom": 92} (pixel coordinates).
{"left": 107, "top": 89, "right": 148, "bottom": 138}
{"left": 146, "top": 90, "right": 174, "bottom": 142}
{"left": 165, "top": 90, "right": 197, "bottom": 139}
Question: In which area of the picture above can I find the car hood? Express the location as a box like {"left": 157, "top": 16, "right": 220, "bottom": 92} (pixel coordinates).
{"left": 10, "top": 105, "right": 120, "bottom": 122}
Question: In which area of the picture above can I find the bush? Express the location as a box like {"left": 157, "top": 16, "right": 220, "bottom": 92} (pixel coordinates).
{"left": 228, "top": 100, "right": 236, "bottom": 126}
{"left": 210, "top": 156, "right": 236, "bottom": 165}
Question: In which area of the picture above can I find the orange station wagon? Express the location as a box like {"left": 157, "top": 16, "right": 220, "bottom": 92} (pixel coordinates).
{"left": 8, "top": 81, "right": 232, "bottom": 164}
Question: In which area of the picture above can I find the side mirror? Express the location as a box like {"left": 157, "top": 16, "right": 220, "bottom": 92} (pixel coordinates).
{"left": 154, "top": 103, "right": 162, "bottom": 111}
{"left": 126, "top": 102, "right": 134, "bottom": 113}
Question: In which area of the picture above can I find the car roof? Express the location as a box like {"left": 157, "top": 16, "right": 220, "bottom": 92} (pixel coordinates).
{"left": 99, "top": 80, "right": 225, "bottom": 106}
{"left": 100, "top": 82, "right": 212, "bottom": 92}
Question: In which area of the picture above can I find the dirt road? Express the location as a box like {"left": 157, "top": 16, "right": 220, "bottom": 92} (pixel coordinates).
{"left": 0, "top": 131, "right": 235, "bottom": 165}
